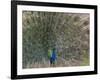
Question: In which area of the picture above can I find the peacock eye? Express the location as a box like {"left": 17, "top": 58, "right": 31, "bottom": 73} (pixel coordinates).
{"left": 83, "top": 21, "right": 89, "bottom": 26}
{"left": 74, "top": 16, "right": 80, "bottom": 22}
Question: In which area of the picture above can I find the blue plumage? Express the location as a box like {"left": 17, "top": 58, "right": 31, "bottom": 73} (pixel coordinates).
{"left": 50, "top": 48, "right": 57, "bottom": 64}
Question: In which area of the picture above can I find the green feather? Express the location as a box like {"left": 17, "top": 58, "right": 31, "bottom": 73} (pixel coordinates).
{"left": 48, "top": 49, "right": 52, "bottom": 58}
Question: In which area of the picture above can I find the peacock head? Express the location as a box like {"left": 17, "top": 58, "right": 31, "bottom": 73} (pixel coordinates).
{"left": 52, "top": 48, "right": 56, "bottom": 52}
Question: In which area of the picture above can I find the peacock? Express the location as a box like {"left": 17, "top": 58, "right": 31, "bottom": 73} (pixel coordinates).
{"left": 48, "top": 48, "right": 57, "bottom": 67}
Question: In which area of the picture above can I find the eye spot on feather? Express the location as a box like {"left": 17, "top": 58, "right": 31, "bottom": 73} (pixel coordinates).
{"left": 83, "top": 21, "right": 89, "bottom": 26}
